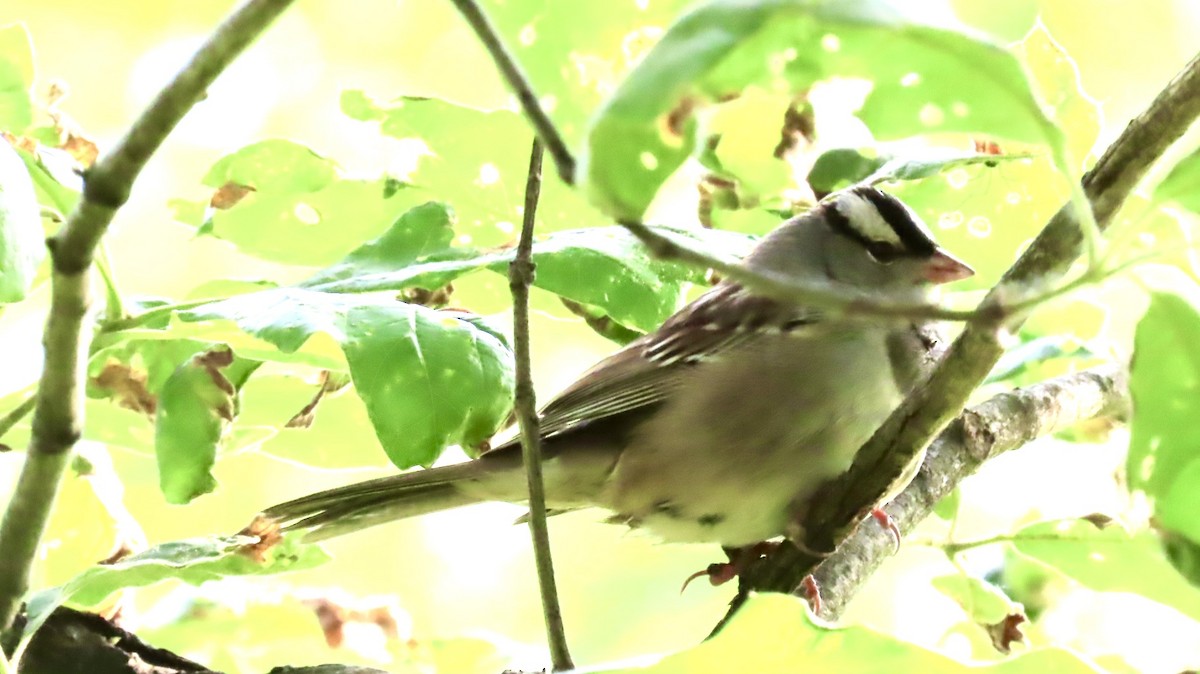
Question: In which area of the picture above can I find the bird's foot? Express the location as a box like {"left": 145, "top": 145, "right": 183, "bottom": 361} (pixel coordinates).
{"left": 871, "top": 507, "right": 901, "bottom": 553}
{"left": 680, "top": 541, "right": 778, "bottom": 593}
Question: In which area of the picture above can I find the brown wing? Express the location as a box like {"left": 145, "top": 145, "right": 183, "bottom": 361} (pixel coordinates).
{"left": 531, "top": 283, "right": 820, "bottom": 440}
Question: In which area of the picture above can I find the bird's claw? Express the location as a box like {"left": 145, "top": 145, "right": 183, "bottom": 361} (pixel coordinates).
{"left": 800, "top": 574, "right": 823, "bottom": 614}
{"left": 871, "top": 508, "right": 901, "bottom": 553}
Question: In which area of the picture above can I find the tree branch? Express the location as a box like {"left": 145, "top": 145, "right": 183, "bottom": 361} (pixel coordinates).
{"left": 720, "top": 366, "right": 1126, "bottom": 627}
{"left": 448, "top": 0, "right": 576, "bottom": 185}
{"left": 509, "top": 139, "right": 574, "bottom": 671}
{"left": 0, "top": 0, "right": 296, "bottom": 633}
{"left": 721, "top": 49, "right": 1200, "bottom": 623}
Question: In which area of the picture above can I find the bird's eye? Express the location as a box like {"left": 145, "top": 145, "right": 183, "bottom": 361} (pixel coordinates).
{"left": 865, "top": 241, "right": 902, "bottom": 264}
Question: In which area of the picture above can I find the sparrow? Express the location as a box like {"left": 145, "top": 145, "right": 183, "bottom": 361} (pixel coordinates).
{"left": 262, "top": 186, "right": 973, "bottom": 568}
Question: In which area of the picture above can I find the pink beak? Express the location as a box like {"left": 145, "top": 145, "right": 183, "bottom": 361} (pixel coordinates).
{"left": 923, "top": 248, "right": 974, "bottom": 284}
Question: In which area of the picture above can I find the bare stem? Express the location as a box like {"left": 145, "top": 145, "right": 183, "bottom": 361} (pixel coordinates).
{"left": 448, "top": 0, "right": 576, "bottom": 185}
{"left": 0, "top": 0, "right": 297, "bottom": 632}
{"left": 509, "top": 139, "right": 574, "bottom": 671}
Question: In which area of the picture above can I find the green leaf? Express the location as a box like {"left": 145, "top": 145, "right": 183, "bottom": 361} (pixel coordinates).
{"left": 16, "top": 146, "right": 81, "bottom": 217}
{"left": 597, "top": 593, "right": 1095, "bottom": 673}
{"left": 807, "top": 148, "right": 888, "bottom": 196}
{"left": 155, "top": 347, "right": 259, "bottom": 504}
{"left": 807, "top": 147, "right": 1030, "bottom": 196}
{"left": 1128, "top": 290, "right": 1200, "bottom": 553}
{"left": 341, "top": 303, "right": 515, "bottom": 466}
{"left": 1012, "top": 519, "right": 1200, "bottom": 623}
{"left": 202, "top": 139, "right": 338, "bottom": 192}
{"left": 0, "top": 23, "right": 33, "bottom": 132}
{"left": 22, "top": 533, "right": 329, "bottom": 642}
{"left": 178, "top": 288, "right": 515, "bottom": 468}
{"left": 195, "top": 139, "right": 419, "bottom": 265}
{"left": 931, "top": 574, "right": 1017, "bottom": 625}
{"left": 581, "top": 0, "right": 1055, "bottom": 219}
{"left": 299, "top": 200, "right": 479, "bottom": 293}
{"left": 340, "top": 92, "right": 610, "bottom": 249}
{"left": 1153, "top": 148, "right": 1200, "bottom": 214}
{"left": 0, "top": 139, "right": 45, "bottom": 302}
{"left": 302, "top": 197, "right": 758, "bottom": 331}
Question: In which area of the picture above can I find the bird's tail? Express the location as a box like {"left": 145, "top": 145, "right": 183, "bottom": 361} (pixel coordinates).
{"left": 262, "top": 452, "right": 524, "bottom": 542}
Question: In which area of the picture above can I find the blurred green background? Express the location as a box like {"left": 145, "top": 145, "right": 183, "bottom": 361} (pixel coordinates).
{"left": 2, "top": 1, "right": 1200, "bottom": 672}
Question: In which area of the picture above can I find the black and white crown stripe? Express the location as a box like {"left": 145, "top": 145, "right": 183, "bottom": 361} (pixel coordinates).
{"left": 824, "top": 186, "right": 938, "bottom": 257}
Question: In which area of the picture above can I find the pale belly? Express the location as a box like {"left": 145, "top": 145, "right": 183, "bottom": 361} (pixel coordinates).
{"left": 600, "top": 330, "right": 903, "bottom": 547}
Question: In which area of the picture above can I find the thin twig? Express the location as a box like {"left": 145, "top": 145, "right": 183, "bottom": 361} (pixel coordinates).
{"left": 448, "top": 0, "right": 576, "bottom": 185}
{"left": 509, "top": 139, "right": 574, "bottom": 671}
{"left": 0, "top": 0, "right": 296, "bottom": 632}
{"left": 621, "top": 219, "right": 1109, "bottom": 324}
{"left": 0, "top": 395, "right": 36, "bottom": 444}
{"left": 717, "top": 49, "right": 1200, "bottom": 627}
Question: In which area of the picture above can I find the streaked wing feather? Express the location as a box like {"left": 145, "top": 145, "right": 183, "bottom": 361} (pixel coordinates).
{"left": 531, "top": 283, "right": 819, "bottom": 440}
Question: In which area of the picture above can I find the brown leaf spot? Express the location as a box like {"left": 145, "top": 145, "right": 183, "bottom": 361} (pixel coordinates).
{"left": 98, "top": 541, "right": 136, "bottom": 566}
{"left": 91, "top": 362, "right": 157, "bottom": 415}
{"left": 238, "top": 514, "right": 283, "bottom": 564}
{"left": 210, "top": 181, "right": 256, "bottom": 209}
{"left": 401, "top": 283, "right": 455, "bottom": 308}
{"left": 973, "top": 139, "right": 1003, "bottom": 155}
{"left": 196, "top": 348, "right": 236, "bottom": 400}
{"left": 61, "top": 131, "right": 98, "bottom": 167}
{"left": 662, "top": 95, "right": 698, "bottom": 141}
{"left": 1082, "top": 513, "right": 1116, "bottom": 529}
{"left": 300, "top": 592, "right": 407, "bottom": 648}
{"left": 986, "top": 612, "right": 1026, "bottom": 653}
{"left": 774, "top": 100, "right": 816, "bottom": 160}
{"left": 2, "top": 131, "right": 38, "bottom": 154}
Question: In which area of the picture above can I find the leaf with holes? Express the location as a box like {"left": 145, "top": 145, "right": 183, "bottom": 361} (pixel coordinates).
{"left": 1127, "top": 289, "right": 1200, "bottom": 559}
{"left": 342, "top": 92, "right": 611, "bottom": 250}
{"left": 581, "top": 0, "right": 1056, "bottom": 219}
{"left": 191, "top": 139, "right": 422, "bottom": 265}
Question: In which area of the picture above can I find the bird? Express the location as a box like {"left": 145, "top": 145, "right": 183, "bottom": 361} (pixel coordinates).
{"left": 261, "top": 186, "right": 974, "bottom": 575}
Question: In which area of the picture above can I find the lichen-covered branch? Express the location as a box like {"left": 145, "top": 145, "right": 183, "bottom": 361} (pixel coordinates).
{"left": 737, "top": 366, "right": 1126, "bottom": 623}
{"left": 0, "top": 0, "right": 296, "bottom": 633}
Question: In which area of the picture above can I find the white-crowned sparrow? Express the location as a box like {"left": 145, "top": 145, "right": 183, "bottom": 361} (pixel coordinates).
{"left": 263, "top": 186, "right": 973, "bottom": 552}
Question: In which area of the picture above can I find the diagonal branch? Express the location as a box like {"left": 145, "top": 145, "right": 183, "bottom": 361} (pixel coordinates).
{"left": 722, "top": 49, "right": 1200, "bottom": 624}
{"left": 726, "top": 366, "right": 1126, "bottom": 625}
{"left": 448, "top": 0, "right": 576, "bottom": 185}
{"left": 509, "top": 139, "right": 574, "bottom": 671}
{"left": 0, "top": 0, "right": 297, "bottom": 633}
